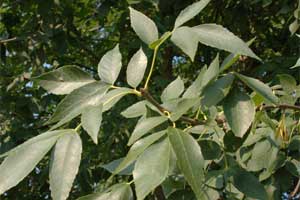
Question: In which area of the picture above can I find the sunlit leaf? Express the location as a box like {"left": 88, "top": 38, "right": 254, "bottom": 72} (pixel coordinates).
{"left": 50, "top": 133, "right": 82, "bottom": 200}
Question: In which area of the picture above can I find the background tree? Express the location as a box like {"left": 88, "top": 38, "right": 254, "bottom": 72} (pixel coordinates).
{"left": 0, "top": 0, "right": 300, "bottom": 199}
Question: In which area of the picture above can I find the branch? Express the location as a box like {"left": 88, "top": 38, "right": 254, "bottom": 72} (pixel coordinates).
{"left": 257, "top": 104, "right": 300, "bottom": 112}
{"left": 140, "top": 88, "right": 205, "bottom": 126}
{"left": 0, "top": 37, "right": 18, "bottom": 44}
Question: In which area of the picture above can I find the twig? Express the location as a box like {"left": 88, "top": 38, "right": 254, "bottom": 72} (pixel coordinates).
{"left": 0, "top": 37, "right": 18, "bottom": 44}
{"left": 258, "top": 104, "right": 300, "bottom": 111}
{"left": 140, "top": 88, "right": 205, "bottom": 126}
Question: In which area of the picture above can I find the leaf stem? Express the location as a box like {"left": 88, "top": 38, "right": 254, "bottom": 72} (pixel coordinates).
{"left": 75, "top": 123, "right": 82, "bottom": 132}
{"left": 144, "top": 47, "right": 159, "bottom": 89}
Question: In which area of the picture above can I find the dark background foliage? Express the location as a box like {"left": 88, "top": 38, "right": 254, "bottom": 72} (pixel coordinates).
{"left": 0, "top": 0, "right": 299, "bottom": 199}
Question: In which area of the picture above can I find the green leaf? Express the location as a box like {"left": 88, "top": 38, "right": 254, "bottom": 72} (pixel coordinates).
{"left": 121, "top": 101, "right": 147, "bottom": 118}
{"left": 235, "top": 73, "right": 279, "bottom": 104}
{"left": 133, "top": 138, "right": 170, "bottom": 200}
{"left": 223, "top": 89, "right": 255, "bottom": 137}
{"left": 34, "top": 65, "right": 95, "bottom": 95}
{"left": 81, "top": 104, "right": 103, "bottom": 144}
{"left": 198, "top": 140, "right": 222, "bottom": 160}
{"left": 220, "top": 38, "right": 256, "bottom": 72}
{"left": 47, "top": 82, "right": 109, "bottom": 129}
{"left": 201, "top": 73, "right": 234, "bottom": 107}
{"left": 128, "top": 116, "right": 167, "bottom": 145}
{"left": 231, "top": 168, "right": 268, "bottom": 200}
{"left": 0, "top": 130, "right": 69, "bottom": 158}
{"left": 168, "top": 127, "right": 205, "bottom": 200}
{"left": 161, "top": 76, "right": 184, "bottom": 102}
{"left": 174, "top": 0, "right": 211, "bottom": 29}
{"left": 183, "top": 66, "right": 207, "bottom": 98}
{"left": 201, "top": 54, "right": 220, "bottom": 88}
{"left": 114, "top": 130, "right": 166, "bottom": 175}
{"left": 247, "top": 140, "right": 272, "bottom": 171}
{"left": 129, "top": 7, "right": 158, "bottom": 44}
{"left": 50, "top": 132, "right": 82, "bottom": 200}
{"left": 170, "top": 98, "right": 199, "bottom": 121}
{"left": 126, "top": 48, "right": 148, "bottom": 88}
{"left": 98, "top": 44, "right": 122, "bottom": 85}
{"left": 171, "top": 26, "right": 199, "bottom": 61}
{"left": 193, "top": 24, "right": 260, "bottom": 60}
{"left": 102, "top": 158, "right": 134, "bottom": 175}
{"left": 77, "top": 183, "right": 133, "bottom": 200}
{"left": 101, "top": 88, "right": 134, "bottom": 112}
{"left": 0, "top": 130, "right": 61, "bottom": 194}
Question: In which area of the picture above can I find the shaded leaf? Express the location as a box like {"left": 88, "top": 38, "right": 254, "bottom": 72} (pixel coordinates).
{"left": 170, "top": 98, "right": 199, "bottom": 121}
{"left": 102, "top": 158, "right": 134, "bottom": 175}
{"left": 235, "top": 73, "right": 279, "bottom": 104}
{"left": 231, "top": 168, "right": 268, "bottom": 200}
{"left": 101, "top": 88, "right": 134, "bottom": 112}
{"left": 223, "top": 89, "right": 255, "bottom": 137}
{"left": 201, "top": 73, "right": 234, "bottom": 107}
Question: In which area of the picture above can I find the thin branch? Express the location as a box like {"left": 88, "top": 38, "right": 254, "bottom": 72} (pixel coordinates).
{"left": 290, "top": 178, "right": 300, "bottom": 198}
{"left": 140, "top": 88, "right": 205, "bottom": 126}
{"left": 257, "top": 104, "right": 300, "bottom": 112}
{"left": 0, "top": 37, "right": 18, "bottom": 44}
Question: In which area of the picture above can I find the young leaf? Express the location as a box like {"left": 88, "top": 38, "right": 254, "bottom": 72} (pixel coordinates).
{"left": 192, "top": 24, "right": 260, "bottom": 60}
{"left": 0, "top": 131, "right": 61, "bottom": 194}
{"left": 168, "top": 127, "right": 205, "bottom": 200}
{"left": 128, "top": 116, "right": 168, "bottom": 145}
{"left": 126, "top": 48, "right": 148, "bottom": 88}
{"left": 50, "top": 133, "right": 82, "bottom": 200}
{"left": 201, "top": 73, "right": 234, "bottom": 107}
{"left": 46, "top": 82, "right": 109, "bottom": 129}
{"left": 34, "top": 65, "right": 95, "bottom": 95}
{"left": 133, "top": 138, "right": 171, "bottom": 200}
{"left": 231, "top": 168, "right": 268, "bottom": 200}
{"left": 98, "top": 44, "right": 122, "bottom": 85}
{"left": 161, "top": 76, "right": 184, "bottom": 102}
{"left": 235, "top": 73, "right": 279, "bottom": 104}
{"left": 171, "top": 26, "right": 199, "bottom": 61}
{"left": 129, "top": 7, "right": 158, "bottom": 44}
{"left": 114, "top": 130, "right": 166, "bottom": 175}
{"left": 174, "top": 0, "right": 211, "bottom": 29}
{"left": 223, "top": 89, "right": 255, "bottom": 138}
{"left": 81, "top": 104, "right": 103, "bottom": 144}
{"left": 121, "top": 101, "right": 147, "bottom": 118}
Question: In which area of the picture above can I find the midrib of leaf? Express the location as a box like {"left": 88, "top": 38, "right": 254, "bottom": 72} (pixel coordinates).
{"left": 175, "top": 130, "right": 200, "bottom": 194}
